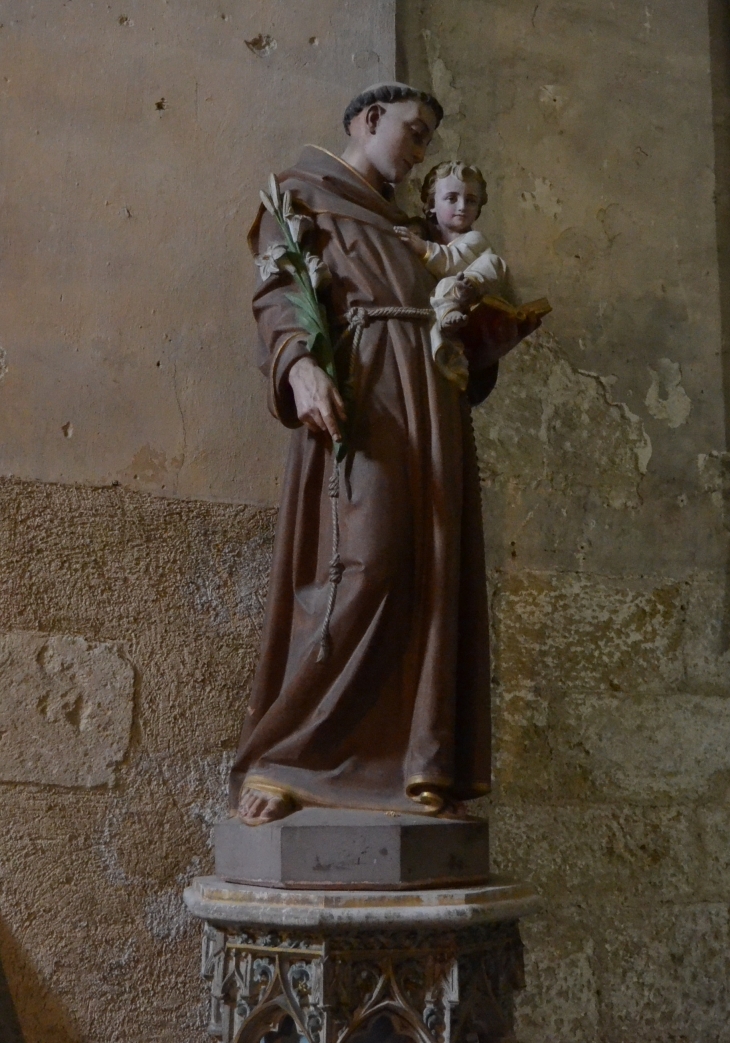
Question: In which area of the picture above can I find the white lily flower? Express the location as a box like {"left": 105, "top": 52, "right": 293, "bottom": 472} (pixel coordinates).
{"left": 259, "top": 189, "right": 276, "bottom": 216}
{"left": 286, "top": 212, "right": 314, "bottom": 243}
{"left": 280, "top": 193, "right": 314, "bottom": 243}
{"left": 254, "top": 242, "right": 288, "bottom": 281}
{"left": 304, "top": 252, "right": 331, "bottom": 290}
{"left": 268, "top": 173, "right": 281, "bottom": 208}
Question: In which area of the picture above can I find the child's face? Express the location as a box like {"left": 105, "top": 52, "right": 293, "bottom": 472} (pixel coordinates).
{"left": 433, "top": 174, "right": 482, "bottom": 236}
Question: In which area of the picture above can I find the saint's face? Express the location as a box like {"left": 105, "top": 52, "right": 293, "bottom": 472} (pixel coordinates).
{"left": 368, "top": 100, "right": 438, "bottom": 184}
{"left": 433, "top": 174, "right": 482, "bottom": 237}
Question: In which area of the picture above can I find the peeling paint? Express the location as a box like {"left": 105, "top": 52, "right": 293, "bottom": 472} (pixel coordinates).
{"left": 521, "top": 178, "right": 562, "bottom": 219}
{"left": 645, "top": 358, "right": 691, "bottom": 428}
{"left": 474, "top": 333, "right": 652, "bottom": 511}
{"left": 538, "top": 84, "right": 569, "bottom": 121}
{"left": 422, "top": 29, "right": 462, "bottom": 155}
{"left": 698, "top": 451, "right": 730, "bottom": 510}
{"left": 245, "top": 33, "right": 277, "bottom": 57}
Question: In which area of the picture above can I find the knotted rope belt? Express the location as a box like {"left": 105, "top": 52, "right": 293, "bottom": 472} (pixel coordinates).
{"left": 317, "top": 306, "right": 433, "bottom": 662}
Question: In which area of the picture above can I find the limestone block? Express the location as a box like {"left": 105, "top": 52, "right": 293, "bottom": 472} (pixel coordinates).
{"left": 490, "top": 569, "right": 686, "bottom": 697}
{"left": 697, "top": 806, "right": 730, "bottom": 900}
{"left": 490, "top": 804, "right": 699, "bottom": 900}
{"left": 601, "top": 903, "right": 730, "bottom": 1041}
{"left": 552, "top": 692, "right": 730, "bottom": 803}
{"left": 514, "top": 912, "right": 600, "bottom": 1043}
{"left": 0, "top": 631, "right": 133, "bottom": 787}
{"left": 681, "top": 572, "right": 730, "bottom": 695}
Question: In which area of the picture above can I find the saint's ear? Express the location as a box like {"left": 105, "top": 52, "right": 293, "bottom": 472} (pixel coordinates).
{"left": 364, "top": 102, "right": 386, "bottom": 135}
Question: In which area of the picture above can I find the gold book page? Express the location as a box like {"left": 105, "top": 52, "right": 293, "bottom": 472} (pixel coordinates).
{"left": 477, "top": 295, "right": 553, "bottom": 322}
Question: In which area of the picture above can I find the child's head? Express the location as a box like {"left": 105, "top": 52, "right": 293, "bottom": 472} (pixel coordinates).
{"left": 421, "top": 161, "right": 488, "bottom": 236}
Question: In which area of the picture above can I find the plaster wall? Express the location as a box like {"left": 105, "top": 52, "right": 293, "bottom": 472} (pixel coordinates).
{"left": 0, "top": 0, "right": 394, "bottom": 506}
{"left": 399, "top": 2, "right": 730, "bottom": 1039}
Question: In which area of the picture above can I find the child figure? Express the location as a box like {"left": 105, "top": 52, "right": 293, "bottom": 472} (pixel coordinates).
{"left": 395, "top": 161, "right": 506, "bottom": 391}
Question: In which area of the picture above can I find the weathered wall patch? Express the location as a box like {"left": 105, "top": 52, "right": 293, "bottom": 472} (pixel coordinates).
{"left": 0, "top": 632, "right": 134, "bottom": 787}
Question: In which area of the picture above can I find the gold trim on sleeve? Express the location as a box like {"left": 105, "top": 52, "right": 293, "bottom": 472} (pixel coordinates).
{"left": 270, "top": 332, "right": 304, "bottom": 422}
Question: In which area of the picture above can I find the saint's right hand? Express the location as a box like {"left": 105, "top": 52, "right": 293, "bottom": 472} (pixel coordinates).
{"left": 288, "top": 355, "right": 346, "bottom": 443}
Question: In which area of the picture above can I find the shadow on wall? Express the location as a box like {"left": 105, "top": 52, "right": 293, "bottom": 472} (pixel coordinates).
{"left": 0, "top": 957, "right": 24, "bottom": 1043}
{"left": 708, "top": 0, "right": 730, "bottom": 653}
{"left": 0, "top": 914, "right": 79, "bottom": 1043}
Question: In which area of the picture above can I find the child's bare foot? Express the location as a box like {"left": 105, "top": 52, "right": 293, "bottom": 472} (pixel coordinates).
{"left": 441, "top": 310, "right": 468, "bottom": 330}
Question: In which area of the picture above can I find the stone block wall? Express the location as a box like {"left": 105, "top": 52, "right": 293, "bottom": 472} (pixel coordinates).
{"left": 0, "top": 479, "right": 275, "bottom": 1041}
{"left": 400, "top": 2, "right": 730, "bottom": 1039}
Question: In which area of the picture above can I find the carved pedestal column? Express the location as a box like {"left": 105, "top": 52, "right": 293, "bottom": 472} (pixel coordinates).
{"left": 184, "top": 877, "right": 540, "bottom": 1043}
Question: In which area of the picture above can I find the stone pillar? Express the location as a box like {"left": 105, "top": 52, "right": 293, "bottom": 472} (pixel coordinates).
{"left": 184, "top": 876, "right": 540, "bottom": 1043}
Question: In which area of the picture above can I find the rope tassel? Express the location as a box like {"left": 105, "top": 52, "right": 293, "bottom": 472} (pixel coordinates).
{"left": 317, "top": 460, "right": 344, "bottom": 662}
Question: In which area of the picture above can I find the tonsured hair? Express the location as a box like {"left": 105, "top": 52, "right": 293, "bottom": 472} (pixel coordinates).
{"left": 421, "top": 161, "right": 488, "bottom": 217}
{"left": 343, "top": 83, "right": 444, "bottom": 135}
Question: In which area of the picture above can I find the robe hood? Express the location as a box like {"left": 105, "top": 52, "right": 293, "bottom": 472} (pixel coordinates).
{"left": 248, "top": 145, "right": 408, "bottom": 256}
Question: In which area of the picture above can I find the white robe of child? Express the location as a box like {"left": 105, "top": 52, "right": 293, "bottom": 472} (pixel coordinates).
{"left": 423, "top": 230, "right": 507, "bottom": 391}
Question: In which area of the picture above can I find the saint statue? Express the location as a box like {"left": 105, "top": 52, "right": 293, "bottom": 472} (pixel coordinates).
{"left": 229, "top": 83, "right": 538, "bottom": 826}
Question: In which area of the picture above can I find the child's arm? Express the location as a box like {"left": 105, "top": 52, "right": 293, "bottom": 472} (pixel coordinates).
{"left": 421, "top": 231, "right": 489, "bottom": 280}
{"left": 394, "top": 226, "right": 429, "bottom": 259}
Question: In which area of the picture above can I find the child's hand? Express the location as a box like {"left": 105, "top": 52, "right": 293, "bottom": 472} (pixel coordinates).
{"left": 394, "top": 226, "right": 429, "bottom": 259}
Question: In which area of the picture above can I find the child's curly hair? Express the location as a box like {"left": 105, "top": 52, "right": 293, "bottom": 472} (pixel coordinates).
{"left": 421, "top": 161, "right": 488, "bottom": 218}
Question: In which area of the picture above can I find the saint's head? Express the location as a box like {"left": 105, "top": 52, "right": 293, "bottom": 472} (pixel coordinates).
{"left": 341, "top": 83, "right": 443, "bottom": 189}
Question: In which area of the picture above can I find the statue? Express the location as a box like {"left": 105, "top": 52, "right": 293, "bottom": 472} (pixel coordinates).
{"left": 395, "top": 160, "right": 506, "bottom": 390}
{"left": 229, "top": 83, "right": 541, "bottom": 827}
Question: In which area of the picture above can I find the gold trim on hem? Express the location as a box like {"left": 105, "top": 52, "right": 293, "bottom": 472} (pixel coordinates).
{"left": 243, "top": 774, "right": 468, "bottom": 818}
{"left": 406, "top": 773, "right": 453, "bottom": 790}
{"left": 405, "top": 775, "right": 491, "bottom": 804}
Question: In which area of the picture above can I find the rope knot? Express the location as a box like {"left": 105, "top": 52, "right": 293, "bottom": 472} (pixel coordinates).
{"left": 345, "top": 306, "right": 371, "bottom": 330}
{"left": 328, "top": 555, "right": 344, "bottom": 585}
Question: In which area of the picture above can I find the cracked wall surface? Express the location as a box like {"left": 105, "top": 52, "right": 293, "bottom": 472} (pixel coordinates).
{"left": 401, "top": 2, "right": 730, "bottom": 1040}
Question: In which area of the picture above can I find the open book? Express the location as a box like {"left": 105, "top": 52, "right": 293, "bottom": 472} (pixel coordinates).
{"left": 460, "top": 295, "right": 552, "bottom": 369}
{"left": 477, "top": 295, "right": 553, "bottom": 323}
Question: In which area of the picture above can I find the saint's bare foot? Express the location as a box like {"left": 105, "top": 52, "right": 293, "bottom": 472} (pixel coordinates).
{"left": 237, "top": 787, "right": 297, "bottom": 826}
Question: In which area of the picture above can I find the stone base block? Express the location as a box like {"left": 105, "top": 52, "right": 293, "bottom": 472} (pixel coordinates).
{"left": 215, "top": 809, "right": 490, "bottom": 890}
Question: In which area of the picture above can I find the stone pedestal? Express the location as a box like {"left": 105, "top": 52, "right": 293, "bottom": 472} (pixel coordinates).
{"left": 183, "top": 876, "right": 541, "bottom": 1043}
{"left": 215, "top": 810, "right": 490, "bottom": 890}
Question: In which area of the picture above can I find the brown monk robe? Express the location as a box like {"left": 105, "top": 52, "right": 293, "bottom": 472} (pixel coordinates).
{"left": 229, "top": 144, "right": 500, "bottom": 817}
